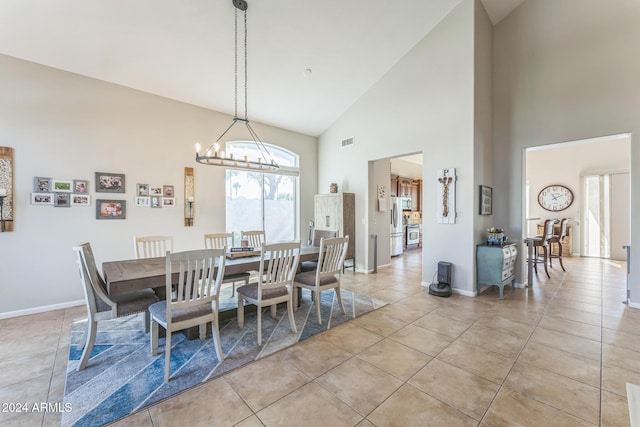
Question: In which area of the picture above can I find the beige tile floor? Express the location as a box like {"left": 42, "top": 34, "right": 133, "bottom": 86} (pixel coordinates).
{"left": 0, "top": 250, "right": 636, "bottom": 426}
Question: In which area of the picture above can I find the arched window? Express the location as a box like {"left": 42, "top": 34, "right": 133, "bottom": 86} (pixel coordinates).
{"left": 225, "top": 142, "right": 299, "bottom": 242}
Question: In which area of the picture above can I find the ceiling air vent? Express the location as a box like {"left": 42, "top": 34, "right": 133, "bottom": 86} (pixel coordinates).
{"left": 341, "top": 137, "right": 354, "bottom": 148}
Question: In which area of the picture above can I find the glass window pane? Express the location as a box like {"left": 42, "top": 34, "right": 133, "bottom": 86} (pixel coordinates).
{"left": 226, "top": 170, "right": 263, "bottom": 239}
{"left": 225, "top": 142, "right": 299, "bottom": 242}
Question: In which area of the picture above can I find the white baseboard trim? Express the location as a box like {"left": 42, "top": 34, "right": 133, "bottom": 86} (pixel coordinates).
{"left": 421, "top": 282, "right": 476, "bottom": 297}
{"left": 453, "top": 288, "right": 476, "bottom": 297}
{"left": 628, "top": 300, "right": 640, "bottom": 310}
{"left": 0, "top": 300, "right": 85, "bottom": 320}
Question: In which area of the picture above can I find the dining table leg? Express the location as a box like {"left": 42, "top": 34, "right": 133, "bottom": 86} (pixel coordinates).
{"left": 525, "top": 238, "right": 533, "bottom": 288}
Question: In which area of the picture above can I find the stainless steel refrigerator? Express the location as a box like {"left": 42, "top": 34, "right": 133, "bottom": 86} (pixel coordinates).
{"left": 390, "top": 195, "right": 403, "bottom": 256}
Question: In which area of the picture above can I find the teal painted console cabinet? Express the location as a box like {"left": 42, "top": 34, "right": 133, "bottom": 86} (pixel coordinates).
{"left": 476, "top": 243, "right": 518, "bottom": 299}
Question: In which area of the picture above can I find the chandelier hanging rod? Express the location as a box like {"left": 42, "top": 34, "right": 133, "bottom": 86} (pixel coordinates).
{"left": 195, "top": 0, "right": 279, "bottom": 171}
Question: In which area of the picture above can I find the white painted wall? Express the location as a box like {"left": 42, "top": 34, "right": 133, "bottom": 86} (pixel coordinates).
{"left": 493, "top": 0, "right": 640, "bottom": 301}
{"left": 318, "top": 0, "right": 476, "bottom": 291}
{"left": 473, "top": 0, "right": 495, "bottom": 250}
{"left": 0, "top": 54, "right": 317, "bottom": 315}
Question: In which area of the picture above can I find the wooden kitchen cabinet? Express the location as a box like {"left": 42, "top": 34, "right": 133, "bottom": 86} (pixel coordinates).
{"left": 314, "top": 193, "right": 355, "bottom": 268}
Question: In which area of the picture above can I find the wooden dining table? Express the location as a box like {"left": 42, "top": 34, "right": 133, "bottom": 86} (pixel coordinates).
{"left": 102, "top": 245, "right": 321, "bottom": 321}
{"left": 103, "top": 245, "right": 318, "bottom": 294}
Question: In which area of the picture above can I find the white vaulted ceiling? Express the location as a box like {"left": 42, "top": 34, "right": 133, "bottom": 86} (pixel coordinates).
{"left": 0, "top": 0, "right": 523, "bottom": 136}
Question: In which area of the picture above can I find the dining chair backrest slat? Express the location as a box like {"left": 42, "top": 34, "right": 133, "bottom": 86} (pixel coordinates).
{"left": 259, "top": 242, "right": 300, "bottom": 295}
{"left": 204, "top": 232, "right": 233, "bottom": 250}
{"left": 135, "top": 235, "right": 173, "bottom": 259}
{"left": 166, "top": 249, "right": 226, "bottom": 315}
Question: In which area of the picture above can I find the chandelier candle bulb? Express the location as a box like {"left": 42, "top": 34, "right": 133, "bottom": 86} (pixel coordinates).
{"left": 194, "top": 143, "right": 202, "bottom": 155}
{"left": 0, "top": 188, "right": 6, "bottom": 197}
{"left": 187, "top": 196, "right": 194, "bottom": 203}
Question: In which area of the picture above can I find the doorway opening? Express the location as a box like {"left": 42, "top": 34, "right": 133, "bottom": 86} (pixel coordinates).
{"left": 524, "top": 133, "right": 630, "bottom": 260}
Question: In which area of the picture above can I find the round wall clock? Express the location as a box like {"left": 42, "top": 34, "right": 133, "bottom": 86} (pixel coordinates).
{"left": 537, "top": 184, "right": 574, "bottom": 212}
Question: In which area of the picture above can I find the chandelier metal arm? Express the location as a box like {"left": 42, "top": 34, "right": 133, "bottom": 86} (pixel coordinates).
{"left": 194, "top": 0, "right": 279, "bottom": 171}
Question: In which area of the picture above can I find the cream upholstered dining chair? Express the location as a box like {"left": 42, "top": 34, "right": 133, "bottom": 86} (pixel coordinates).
{"left": 73, "top": 243, "right": 159, "bottom": 371}
{"left": 294, "top": 236, "right": 349, "bottom": 325}
{"left": 204, "top": 232, "right": 250, "bottom": 296}
{"left": 134, "top": 235, "right": 173, "bottom": 259}
{"left": 299, "top": 229, "right": 338, "bottom": 272}
{"left": 149, "top": 248, "right": 226, "bottom": 382}
{"left": 240, "top": 230, "right": 265, "bottom": 248}
{"left": 236, "top": 241, "right": 300, "bottom": 345}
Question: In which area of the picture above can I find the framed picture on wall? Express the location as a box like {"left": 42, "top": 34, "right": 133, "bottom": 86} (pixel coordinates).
{"left": 54, "top": 192, "right": 71, "bottom": 207}
{"left": 136, "top": 183, "right": 149, "bottom": 196}
{"left": 95, "top": 172, "right": 125, "bottom": 193}
{"left": 73, "top": 180, "right": 89, "bottom": 194}
{"left": 52, "top": 180, "right": 72, "bottom": 192}
{"left": 71, "top": 194, "right": 91, "bottom": 206}
{"left": 96, "top": 199, "right": 126, "bottom": 219}
{"left": 33, "top": 177, "right": 52, "bottom": 193}
{"left": 479, "top": 185, "right": 492, "bottom": 215}
{"left": 31, "top": 193, "right": 53, "bottom": 205}
{"left": 135, "top": 196, "right": 150, "bottom": 207}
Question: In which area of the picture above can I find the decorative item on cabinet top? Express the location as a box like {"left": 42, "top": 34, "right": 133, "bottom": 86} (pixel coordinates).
{"left": 486, "top": 227, "right": 506, "bottom": 245}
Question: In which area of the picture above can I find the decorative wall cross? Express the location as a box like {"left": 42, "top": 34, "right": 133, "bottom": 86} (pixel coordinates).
{"left": 437, "top": 168, "right": 456, "bottom": 224}
{"left": 438, "top": 176, "right": 452, "bottom": 217}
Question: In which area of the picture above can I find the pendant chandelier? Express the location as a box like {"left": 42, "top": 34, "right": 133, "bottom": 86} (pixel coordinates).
{"left": 195, "top": 0, "right": 279, "bottom": 171}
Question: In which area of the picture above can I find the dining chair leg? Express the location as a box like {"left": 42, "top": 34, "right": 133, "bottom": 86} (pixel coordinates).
{"left": 558, "top": 242, "right": 566, "bottom": 271}
{"left": 293, "top": 286, "right": 299, "bottom": 311}
{"left": 212, "top": 309, "right": 224, "bottom": 361}
{"left": 542, "top": 246, "right": 550, "bottom": 278}
{"left": 151, "top": 321, "right": 159, "bottom": 356}
{"left": 237, "top": 297, "right": 245, "bottom": 328}
{"left": 315, "top": 291, "right": 323, "bottom": 325}
{"left": 198, "top": 323, "right": 206, "bottom": 340}
{"left": 270, "top": 304, "right": 277, "bottom": 318}
{"left": 257, "top": 307, "right": 262, "bottom": 346}
{"left": 287, "top": 298, "right": 297, "bottom": 333}
{"left": 164, "top": 330, "right": 172, "bottom": 383}
{"left": 78, "top": 322, "right": 88, "bottom": 351}
{"left": 335, "top": 288, "right": 346, "bottom": 315}
{"left": 78, "top": 320, "right": 97, "bottom": 371}
{"left": 144, "top": 311, "right": 151, "bottom": 333}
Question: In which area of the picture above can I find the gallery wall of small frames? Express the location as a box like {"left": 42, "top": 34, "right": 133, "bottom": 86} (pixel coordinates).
{"left": 31, "top": 173, "right": 175, "bottom": 220}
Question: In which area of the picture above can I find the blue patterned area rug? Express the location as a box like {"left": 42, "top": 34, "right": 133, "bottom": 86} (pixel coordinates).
{"left": 62, "top": 288, "right": 387, "bottom": 427}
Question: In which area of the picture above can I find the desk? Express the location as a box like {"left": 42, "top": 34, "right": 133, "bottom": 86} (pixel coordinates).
{"left": 103, "top": 245, "right": 320, "bottom": 298}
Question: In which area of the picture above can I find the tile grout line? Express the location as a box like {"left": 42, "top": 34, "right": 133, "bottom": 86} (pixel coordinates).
{"left": 477, "top": 267, "right": 571, "bottom": 424}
